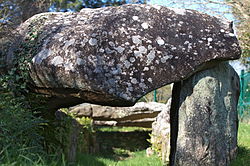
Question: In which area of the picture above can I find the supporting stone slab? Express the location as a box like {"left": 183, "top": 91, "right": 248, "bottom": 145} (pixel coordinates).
{"left": 175, "top": 62, "right": 239, "bottom": 166}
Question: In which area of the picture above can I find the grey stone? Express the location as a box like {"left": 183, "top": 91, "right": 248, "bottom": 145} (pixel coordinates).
{"left": 175, "top": 62, "right": 239, "bottom": 166}
{"left": 151, "top": 98, "right": 171, "bottom": 163}
{"left": 69, "top": 102, "right": 166, "bottom": 128}
{"left": 6, "top": 4, "right": 240, "bottom": 107}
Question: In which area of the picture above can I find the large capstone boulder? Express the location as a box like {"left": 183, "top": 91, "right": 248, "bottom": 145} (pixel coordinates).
{"left": 7, "top": 4, "right": 241, "bottom": 107}
{"left": 175, "top": 62, "right": 239, "bottom": 166}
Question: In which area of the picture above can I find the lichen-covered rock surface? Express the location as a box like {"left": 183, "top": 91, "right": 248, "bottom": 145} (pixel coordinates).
{"left": 151, "top": 98, "right": 171, "bottom": 163}
{"left": 176, "top": 62, "right": 239, "bottom": 166}
{"left": 9, "top": 4, "right": 241, "bottom": 106}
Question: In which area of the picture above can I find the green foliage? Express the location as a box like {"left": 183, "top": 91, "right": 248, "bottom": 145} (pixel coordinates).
{"left": 147, "top": 132, "right": 170, "bottom": 165}
{"left": 0, "top": 18, "right": 48, "bottom": 164}
{"left": 0, "top": 92, "right": 46, "bottom": 164}
{"left": 147, "top": 133, "right": 161, "bottom": 156}
{"left": 0, "top": 37, "right": 50, "bottom": 163}
{"left": 60, "top": 108, "right": 94, "bottom": 132}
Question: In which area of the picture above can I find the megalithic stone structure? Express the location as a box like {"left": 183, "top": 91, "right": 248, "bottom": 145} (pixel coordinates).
{"left": 4, "top": 4, "right": 241, "bottom": 166}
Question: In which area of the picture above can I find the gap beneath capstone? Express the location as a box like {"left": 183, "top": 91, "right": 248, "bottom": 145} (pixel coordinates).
{"left": 49, "top": 84, "right": 173, "bottom": 163}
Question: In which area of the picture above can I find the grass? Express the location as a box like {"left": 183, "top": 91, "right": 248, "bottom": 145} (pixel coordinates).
{"left": 1, "top": 123, "right": 249, "bottom": 166}
{"left": 75, "top": 150, "right": 162, "bottom": 166}
{"left": 70, "top": 122, "right": 250, "bottom": 166}
{"left": 231, "top": 122, "right": 250, "bottom": 166}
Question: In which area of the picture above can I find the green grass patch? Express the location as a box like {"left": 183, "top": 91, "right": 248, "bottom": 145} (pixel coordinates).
{"left": 1, "top": 123, "right": 249, "bottom": 165}
{"left": 96, "top": 126, "right": 151, "bottom": 132}
{"left": 231, "top": 123, "right": 250, "bottom": 166}
{"left": 75, "top": 150, "right": 161, "bottom": 166}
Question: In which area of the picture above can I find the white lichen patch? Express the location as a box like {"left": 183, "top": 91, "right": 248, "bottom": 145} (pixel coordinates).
{"left": 64, "top": 39, "right": 75, "bottom": 48}
{"left": 76, "top": 58, "right": 85, "bottom": 65}
{"left": 89, "top": 38, "right": 97, "bottom": 46}
{"left": 80, "top": 38, "right": 88, "bottom": 47}
{"left": 119, "top": 27, "right": 127, "bottom": 34}
{"left": 220, "top": 29, "right": 225, "bottom": 33}
{"left": 132, "top": 35, "right": 142, "bottom": 45}
{"left": 143, "top": 67, "right": 149, "bottom": 71}
{"left": 115, "top": 46, "right": 125, "bottom": 53}
{"left": 147, "top": 50, "right": 156, "bottom": 64}
{"left": 91, "top": 33, "right": 97, "bottom": 37}
{"left": 139, "top": 82, "right": 147, "bottom": 89}
{"left": 171, "top": 47, "right": 177, "bottom": 51}
{"left": 141, "top": 22, "right": 149, "bottom": 29}
{"left": 160, "top": 54, "right": 173, "bottom": 63}
{"left": 64, "top": 63, "right": 75, "bottom": 71}
{"left": 105, "top": 47, "right": 115, "bottom": 54}
{"left": 160, "top": 57, "right": 167, "bottom": 63}
{"left": 152, "top": 5, "right": 161, "bottom": 10}
{"left": 232, "top": 43, "right": 238, "bottom": 47}
{"left": 32, "top": 48, "right": 51, "bottom": 64}
{"left": 170, "top": 7, "right": 186, "bottom": 15}
{"left": 109, "top": 41, "right": 115, "bottom": 47}
{"left": 148, "top": 78, "right": 153, "bottom": 83}
{"left": 129, "top": 57, "right": 136, "bottom": 63}
{"left": 138, "top": 46, "right": 147, "bottom": 54}
{"left": 207, "top": 37, "right": 213, "bottom": 46}
{"left": 99, "top": 48, "right": 105, "bottom": 53}
{"left": 228, "top": 33, "right": 235, "bottom": 37}
{"left": 132, "top": 16, "right": 139, "bottom": 21}
{"left": 124, "top": 60, "right": 132, "bottom": 69}
{"left": 134, "top": 50, "right": 142, "bottom": 57}
{"left": 111, "top": 68, "right": 120, "bottom": 75}
{"left": 108, "top": 31, "right": 113, "bottom": 35}
{"left": 51, "top": 56, "right": 63, "bottom": 66}
{"left": 156, "top": 36, "right": 165, "bottom": 46}
{"left": 131, "top": 78, "right": 138, "bottom": 84}
{"left": 120, "top": 93, "right": 130, "bottom": 100}
{"left": 207, "top": 37, "right": 213, "bottom": 42}
{"left": 135, "top": 6, "right": 141, "bottom": 10}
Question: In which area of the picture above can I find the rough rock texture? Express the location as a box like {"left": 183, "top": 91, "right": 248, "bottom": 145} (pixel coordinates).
{"left": 8, "top": 4, "right": 241, "bottom": 107}
{"left": 151, "top": 99, "right": 171, "bottom": 163}
{"left": 175, "top": 62, "right": 239, "bottom": 166}
{"left": 94, "top": 118, "right": 155, "bottom": 128}
{"left": 69, "top": 102, "right": 166, "bottom": 128}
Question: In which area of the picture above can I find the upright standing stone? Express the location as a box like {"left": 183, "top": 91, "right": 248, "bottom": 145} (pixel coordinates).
{"left": 175, "top": 63, "right": 239, "bottom": 166}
